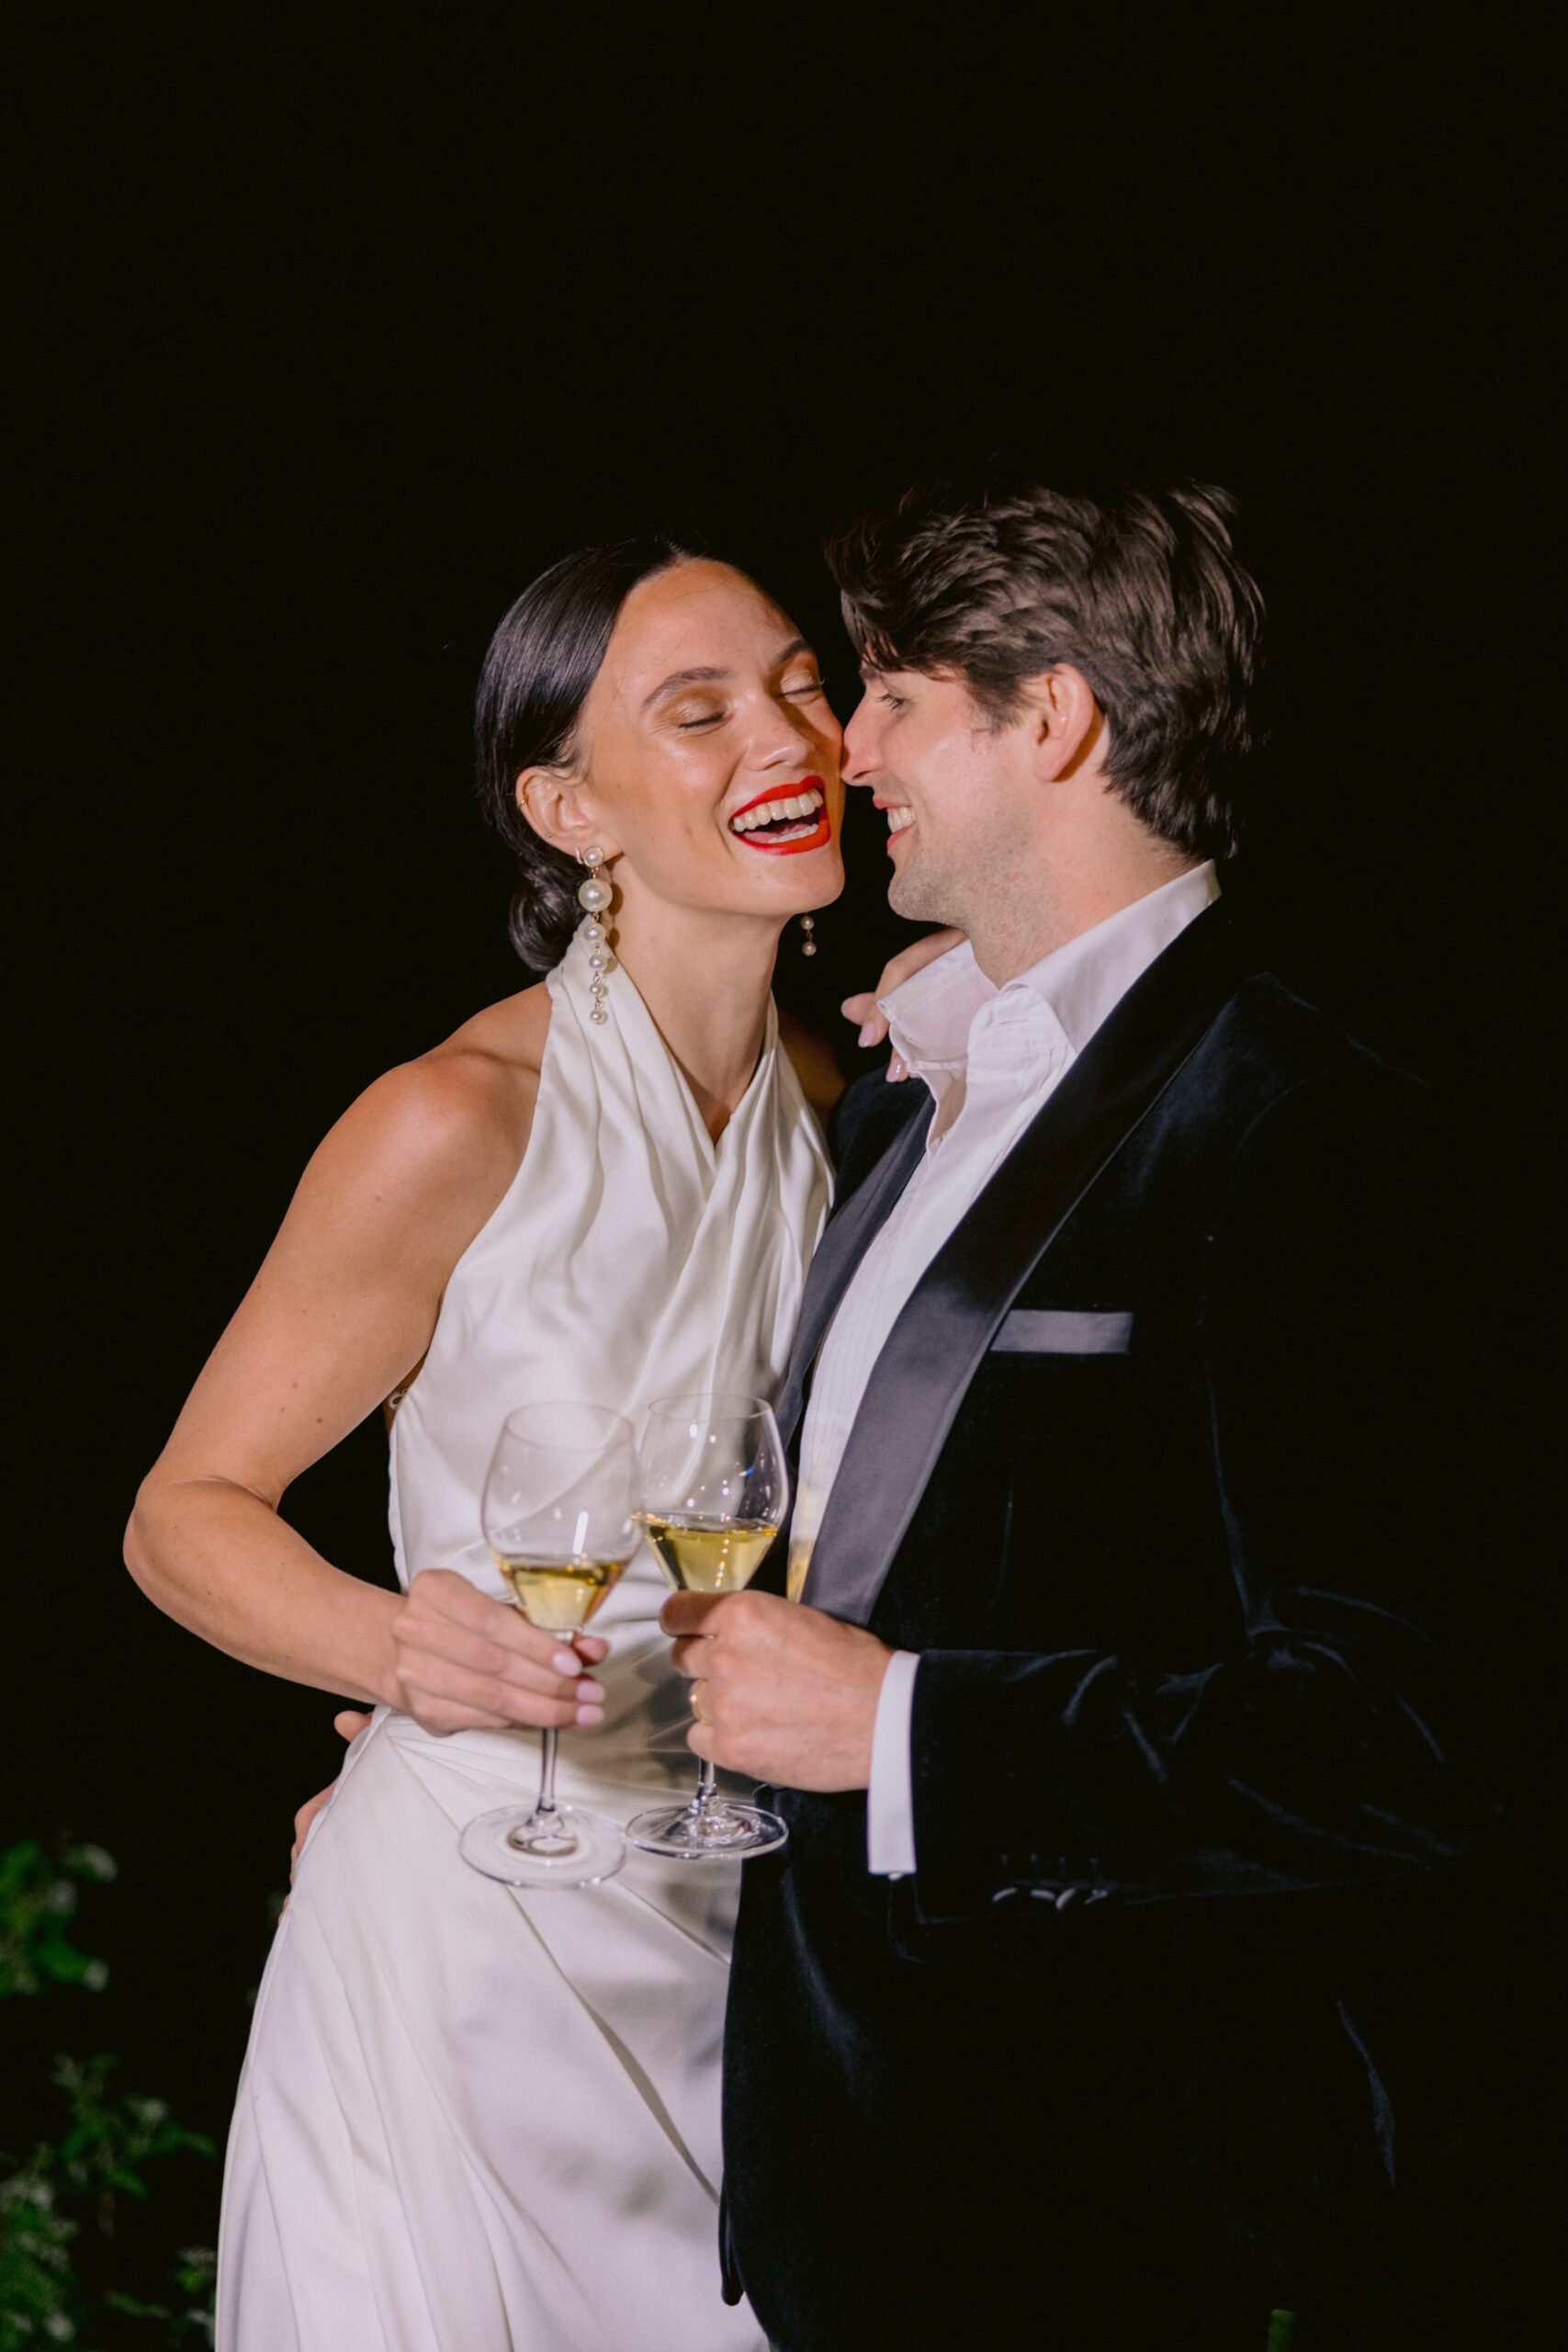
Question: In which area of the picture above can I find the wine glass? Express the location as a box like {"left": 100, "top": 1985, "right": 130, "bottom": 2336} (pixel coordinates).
{"left": 626, "top": 1392, "right": 790, "bottom": 1861}
{"left": 458, "top": 1400, "right": 637, "bottom": 1890}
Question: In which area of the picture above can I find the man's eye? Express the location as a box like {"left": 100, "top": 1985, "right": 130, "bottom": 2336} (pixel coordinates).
{"left": 881, "top": 690, "right": 906, "bottom": 712}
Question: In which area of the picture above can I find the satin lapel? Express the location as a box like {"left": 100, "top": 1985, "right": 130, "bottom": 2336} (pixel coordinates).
{"left": 805, "top": 901, "right": 1247, "bottom": 1625}
{"left": 774, "top": 1092, "right": 934, "bottom": 1451}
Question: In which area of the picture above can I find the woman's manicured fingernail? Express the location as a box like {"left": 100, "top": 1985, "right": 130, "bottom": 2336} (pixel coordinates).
{"left": 576, "top": 1703, "right": 604, "bottom": 1726}
{"left": 552, "top": 1650, "right": 579, "bottom": 1676}
{"left": 858, "top": 1022, "right": 876, "bottom": 1046}
{"left": 888, "top": 1055, "right": 908, "bottom": 1080}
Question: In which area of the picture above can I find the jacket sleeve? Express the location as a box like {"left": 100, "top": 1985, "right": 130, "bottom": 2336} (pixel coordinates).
{"left": 908, "top": 1060, "right": 1487, "bottom": 1920}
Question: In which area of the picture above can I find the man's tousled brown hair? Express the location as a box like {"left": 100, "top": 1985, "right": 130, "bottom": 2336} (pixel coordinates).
{"left": 827, "top": 480, "right": 1265, "bottom": 859}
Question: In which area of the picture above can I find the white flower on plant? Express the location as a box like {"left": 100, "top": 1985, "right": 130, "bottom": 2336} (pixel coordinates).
{"left": 68, "top": 1844, "right": 118, "bottom": 1882}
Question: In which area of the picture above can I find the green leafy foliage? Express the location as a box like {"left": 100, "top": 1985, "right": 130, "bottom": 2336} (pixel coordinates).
{"left": 0, "top": 1843, "right": 116, "bottom": 2001}
{"left": 0, "top": 1843, "right": 217, "bottom": 2349}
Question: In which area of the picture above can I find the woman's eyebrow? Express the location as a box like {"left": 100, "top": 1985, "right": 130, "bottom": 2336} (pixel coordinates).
{"left": 639, "top": 639, "right": 813, "bottom": 713}
{"left": 640, "top": 665, "right": 729, "bottom": 711}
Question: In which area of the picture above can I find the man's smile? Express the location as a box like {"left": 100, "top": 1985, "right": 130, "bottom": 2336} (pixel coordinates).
{"left": 874, "top": 796, "right": 915, "bottom": 852}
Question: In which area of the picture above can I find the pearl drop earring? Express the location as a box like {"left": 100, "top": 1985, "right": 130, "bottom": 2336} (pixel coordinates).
{"left": 577, "top": 848, "right": 614, "bottom": 1025}
{"left": 799, "top": 915, "right": 817, "bottom": 957}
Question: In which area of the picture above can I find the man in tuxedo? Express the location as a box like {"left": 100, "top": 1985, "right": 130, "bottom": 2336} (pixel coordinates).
{"left": 663, "top": 481, "right": 1481, "bottom": 2348}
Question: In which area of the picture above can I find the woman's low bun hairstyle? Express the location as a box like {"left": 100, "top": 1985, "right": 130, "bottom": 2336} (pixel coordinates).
{"left": 476, "top": 538, "right": 697, "bottom": 970}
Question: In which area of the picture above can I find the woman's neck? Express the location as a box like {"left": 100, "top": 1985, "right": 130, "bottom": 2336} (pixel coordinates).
{"left": 606, "top": 893, "right": 782, "bottom": 1142}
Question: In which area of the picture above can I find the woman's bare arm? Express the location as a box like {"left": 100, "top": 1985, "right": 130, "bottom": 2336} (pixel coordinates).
{"left": 126, "top": 1011, "right": 607, "bottom": 1736}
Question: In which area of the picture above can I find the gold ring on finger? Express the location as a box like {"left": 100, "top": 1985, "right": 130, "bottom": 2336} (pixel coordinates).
{"left": 691, "top": 1679, "right": 711, "bottom": 1726}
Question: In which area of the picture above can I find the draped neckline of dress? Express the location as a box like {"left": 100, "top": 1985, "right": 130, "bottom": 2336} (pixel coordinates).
{"left": 561, "top": 924, "right": 779, "bottom": 1178}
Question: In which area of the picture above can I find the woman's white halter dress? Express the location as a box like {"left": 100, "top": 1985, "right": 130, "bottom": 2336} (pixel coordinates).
{"left": 217, "top": 930, "right": 830, "bottom": 2350}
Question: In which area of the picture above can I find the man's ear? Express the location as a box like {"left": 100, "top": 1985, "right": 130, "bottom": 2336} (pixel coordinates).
{"left": 1020, "top": 665, "right": 1104, "bottom": 782}
{"left": 515, "top": 767, "right": 622, "bottom": 861}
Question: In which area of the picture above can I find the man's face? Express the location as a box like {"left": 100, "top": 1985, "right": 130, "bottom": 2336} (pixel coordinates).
{"left": 841, "top": 667, "right": 1039, "bottom": 932}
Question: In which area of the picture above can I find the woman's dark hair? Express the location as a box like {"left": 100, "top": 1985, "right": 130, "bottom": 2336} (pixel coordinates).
{"left": 476, "top": 537, "right": 698, "bottom": 968}
{"left": 827, "top": 480, "right": 1264, "bottom": 860}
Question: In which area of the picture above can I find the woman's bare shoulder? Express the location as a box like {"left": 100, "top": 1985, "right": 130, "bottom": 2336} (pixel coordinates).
{"left": 430, "top": 977, "right": 553, "bottom": 1092}
{"left": 298, "top": 980, "right": 553, "bottom": 1247}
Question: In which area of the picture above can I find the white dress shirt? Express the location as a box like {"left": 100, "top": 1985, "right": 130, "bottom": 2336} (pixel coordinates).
{"left": 789, "top": 861, "right": 1222, "bottom": 1872}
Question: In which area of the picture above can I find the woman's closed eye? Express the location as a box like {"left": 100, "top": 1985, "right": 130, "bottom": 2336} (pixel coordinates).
{"left": 673, "top": 675, "right": 825, "bottom": 730}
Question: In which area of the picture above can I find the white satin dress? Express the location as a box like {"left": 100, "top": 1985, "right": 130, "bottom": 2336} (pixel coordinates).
{"left": 217, "top": 929, "right": 831, "bottom": 2352}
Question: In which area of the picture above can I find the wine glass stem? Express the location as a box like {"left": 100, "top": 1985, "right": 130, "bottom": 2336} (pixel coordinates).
{"left": 536, "top": 1725, "right": 560, "bottom": 1823}
{"left": 691, "top": 1756, "right": 718, "bottom": 1820}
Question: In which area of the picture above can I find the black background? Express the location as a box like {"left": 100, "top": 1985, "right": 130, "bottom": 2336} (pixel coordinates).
{"left": 10, "top": 3, "right": 1557, "bottom": 2282}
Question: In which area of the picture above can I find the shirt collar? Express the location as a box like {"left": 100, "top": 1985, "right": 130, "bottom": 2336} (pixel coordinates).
{"left": 881, "top": 861, "right": 1221, "bottom": 1095}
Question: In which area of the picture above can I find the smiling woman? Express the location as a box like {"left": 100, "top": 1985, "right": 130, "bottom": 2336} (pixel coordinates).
{"left": 123, "top": 537, "right": 848, "bottom": 2350}
{"left": 477, "top": 543, "right": 844, "bottom": 974}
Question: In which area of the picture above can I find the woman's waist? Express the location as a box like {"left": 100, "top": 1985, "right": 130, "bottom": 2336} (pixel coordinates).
{"left": 378, "top": 1718, "right": 748, "bottom": 1813}
{"left": 377, "top": 1659, "right": 736, "bottom": 1804}
{"left": 379, "top": 1547, "right": 711, "bottom": 1793}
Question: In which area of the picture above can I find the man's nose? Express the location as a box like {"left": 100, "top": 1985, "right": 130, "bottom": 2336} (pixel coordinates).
{"left": 840, "top": 693, "right": 880, "bottom": 785}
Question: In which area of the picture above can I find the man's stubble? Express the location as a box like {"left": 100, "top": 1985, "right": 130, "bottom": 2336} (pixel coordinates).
{"left": 887, "top": 820, "right": 1039, "bottom": 949}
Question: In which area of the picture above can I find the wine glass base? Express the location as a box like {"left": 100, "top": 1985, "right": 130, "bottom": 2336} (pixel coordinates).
{"left": 624, "top": 1799, "right": 788, "bottom": 1861}
{"left": 459, "top": 1803, "right": 626, "bottom": 1888}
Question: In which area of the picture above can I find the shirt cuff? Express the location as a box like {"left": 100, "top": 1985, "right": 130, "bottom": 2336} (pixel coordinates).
{"left": 866, "top": 1649, "right": 920, "bottom": 1876}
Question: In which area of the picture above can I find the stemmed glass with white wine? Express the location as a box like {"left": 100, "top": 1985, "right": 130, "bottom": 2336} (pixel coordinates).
{"left": 626, "top": 1392, "right": 790, "bottom": 1861}
{"left": 458, "top": 1401, "right": 637, "bottom": 1890}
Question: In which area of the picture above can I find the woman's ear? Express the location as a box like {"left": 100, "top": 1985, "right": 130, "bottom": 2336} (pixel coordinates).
{"left": 515, "top": 768, "right": 622, "bottom": 861}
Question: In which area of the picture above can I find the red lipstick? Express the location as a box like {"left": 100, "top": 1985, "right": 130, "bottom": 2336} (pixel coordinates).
{"left": 728, "top": 775, "right": 833, "bottom": 857}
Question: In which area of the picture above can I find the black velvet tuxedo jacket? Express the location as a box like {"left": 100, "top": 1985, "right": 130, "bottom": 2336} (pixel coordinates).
{"left": 721, "top": 903, "right": 1490, "bottom": 2352}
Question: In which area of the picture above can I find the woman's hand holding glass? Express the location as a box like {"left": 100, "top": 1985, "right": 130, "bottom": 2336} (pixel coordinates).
{"left": 386, "top": 1566, "right": 608, "bottom": 1737}
{"left": 459, "top": 1401, "right": 637, "bottom": 1889}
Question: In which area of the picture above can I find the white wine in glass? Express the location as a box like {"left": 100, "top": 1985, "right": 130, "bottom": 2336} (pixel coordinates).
{"left": 493, "top": 1552, "right": 627, "bottom": 1632}
{"left": 639, "top": 1515, "right": 780, "bottom": 1595}
{"left": 626, "top": 1392, "right": 790, "bottom": 1863}
{"left": 458, "top": 1400, "right": 636, "bottom": 1891}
